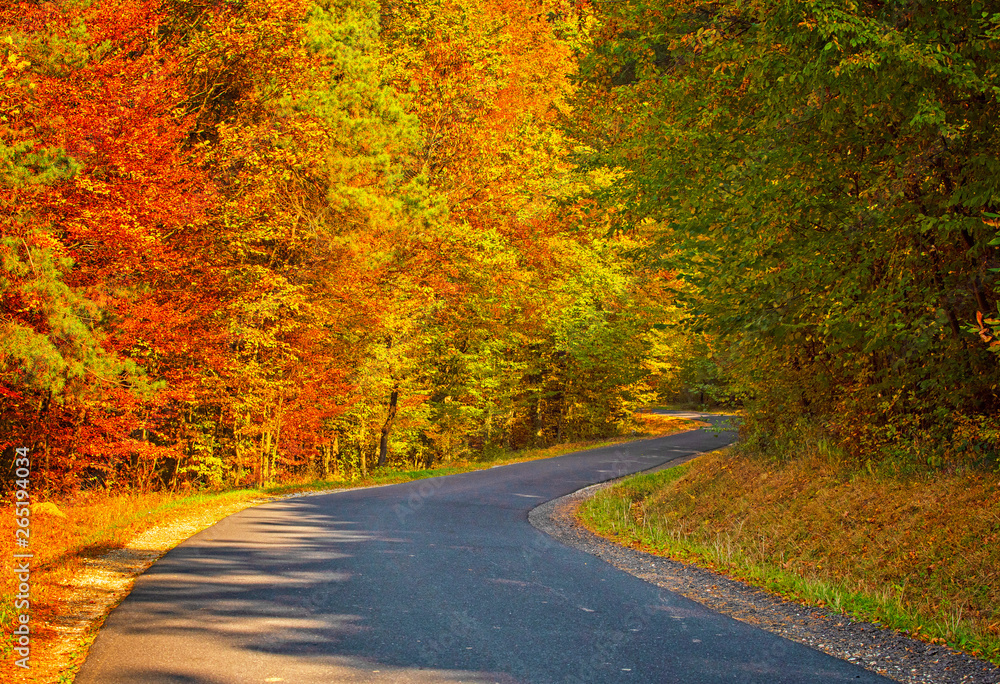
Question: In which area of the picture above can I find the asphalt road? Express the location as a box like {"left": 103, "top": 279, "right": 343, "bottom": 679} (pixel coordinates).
{"left": 76, "top": 416, "right": 891, "bottom": 683}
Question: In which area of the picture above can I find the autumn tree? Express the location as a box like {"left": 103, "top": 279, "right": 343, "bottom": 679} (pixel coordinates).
{"left": 1, "top": 0, "right": 223, "bottom": 489}
{"left": 2, "top": 0, "right": 687, "bottom": 491}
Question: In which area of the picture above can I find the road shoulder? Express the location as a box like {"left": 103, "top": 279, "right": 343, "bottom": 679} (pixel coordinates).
{"left": 529, "top": 474, "right": 1000, "bottom": 684}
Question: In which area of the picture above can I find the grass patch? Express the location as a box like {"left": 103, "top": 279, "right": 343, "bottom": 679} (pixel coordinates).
{"left": 578, "top": 448, "right": 1000, "bottom": 667}
{"left": 0, "top": 413, "right": 698, "bottom": 675}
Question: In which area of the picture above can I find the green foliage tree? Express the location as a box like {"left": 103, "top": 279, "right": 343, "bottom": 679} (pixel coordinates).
{"left": 572, "top": 0, "right": 1000, "bottom": 467}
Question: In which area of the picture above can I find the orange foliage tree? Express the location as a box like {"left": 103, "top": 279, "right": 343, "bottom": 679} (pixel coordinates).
{"left": 2, "top": 0, "right": 684, "bottom": 492}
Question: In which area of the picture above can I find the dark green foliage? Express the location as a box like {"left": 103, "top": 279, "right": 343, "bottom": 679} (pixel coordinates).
{"left": 572, "top": 0, "right": 1000, "bottom": 467}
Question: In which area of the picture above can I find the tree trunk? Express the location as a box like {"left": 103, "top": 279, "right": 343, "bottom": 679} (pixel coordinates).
{"left": 377, "top": 387, "right": 399, "bottom": 468}
{"left": 272, "top": 396, "right": 283, "bottom": 482}
{"left": 360, "top": 423, "right": 367, "bottom": 476}
{"left": 261, "top": 430, "right": 271, "bottom": 487}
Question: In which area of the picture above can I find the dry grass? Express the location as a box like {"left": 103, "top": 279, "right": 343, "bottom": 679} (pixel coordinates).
{"left": 632, "top": 412, "right": 706, "bottom": 437}
{"left": 0, "top": 413, "right": 699, "bottom": 679}
{"left": 0, "top": 488, "right": 266, "bottom": 679}
{"left": 579, "top": 449, "right": 1000, "bottom": 665}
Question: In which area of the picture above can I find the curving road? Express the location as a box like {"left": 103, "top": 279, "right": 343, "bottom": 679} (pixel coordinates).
{"left": 77, "top": 416, "right": 890, "bottom": 683}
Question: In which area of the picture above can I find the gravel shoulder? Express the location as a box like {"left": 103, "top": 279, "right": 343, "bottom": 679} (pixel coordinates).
{"left": 529, "top": 475, "right": 1000, "bottom": 684}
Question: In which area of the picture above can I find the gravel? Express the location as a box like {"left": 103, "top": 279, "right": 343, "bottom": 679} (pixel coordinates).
{"left": 529, "top": 479, "right": 1000, "bottom": 684}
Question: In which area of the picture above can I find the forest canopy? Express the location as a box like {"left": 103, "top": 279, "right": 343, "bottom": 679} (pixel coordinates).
{"left": 3, "top": 0, "right": 1000, "bottom": 492}
{"left": 0, "top": 0, "right": 683, "bottom": 491}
